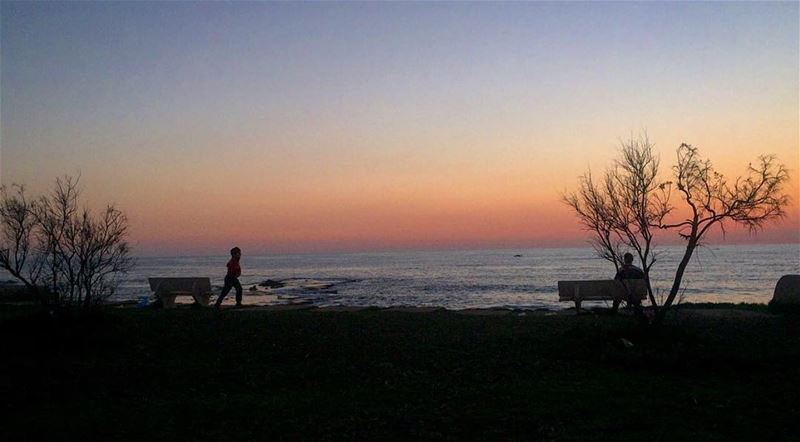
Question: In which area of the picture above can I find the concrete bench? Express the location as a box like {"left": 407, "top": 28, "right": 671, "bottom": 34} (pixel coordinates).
{"left": 557, "top": 279, "right": 647, "bottom": 313}
{"left": 148, "top": 277, "right": 214, "bottom": 308}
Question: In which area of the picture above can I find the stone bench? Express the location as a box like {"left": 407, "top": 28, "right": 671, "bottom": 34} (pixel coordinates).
{"left": 148, "top": 277, "right": 214, "bottom": 308}
{"left": 557, "top": 279, "right": 647, "bottom": 313}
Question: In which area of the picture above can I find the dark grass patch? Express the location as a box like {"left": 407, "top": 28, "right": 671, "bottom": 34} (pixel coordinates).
{"left": 677, "top": 302, "right": 770, "bottom": 312}
{"left": 768, "top": 302, "right": 800, "bottom": 314}
{"left": 2, "top": 306, "right": 800, "bottom": 441}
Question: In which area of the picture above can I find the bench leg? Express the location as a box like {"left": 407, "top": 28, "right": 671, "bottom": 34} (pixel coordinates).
{"left": 574, "top": 300, "right": 581, "bottom": 313}
{"left": 194, "top": 293, "right": 211, "bottom": 307}
{"left": 612, "top": 298, "right": 621, "bottom": 313}
{"left": 160, "top": 294, "right": 177, "bottom": 309}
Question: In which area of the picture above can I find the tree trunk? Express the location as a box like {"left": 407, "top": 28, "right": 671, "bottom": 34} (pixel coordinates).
{"left": 654, "top": 239, "right": 697, "bottom": 325}
{"left": 83, "top": 279, "right": 92, "bottom": 310}
{"left": 644, "top": 274, "right": 658, "bottom": 310}
{"left": 19, "top": 278, "right": 47, "bottom": 307}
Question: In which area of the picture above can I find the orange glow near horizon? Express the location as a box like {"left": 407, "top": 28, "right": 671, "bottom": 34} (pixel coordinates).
{"left": 122, "top": 150, "right": 799, "bottom": 256}
{"left": 5, "top": 125, "right": 797, "bottom": 256}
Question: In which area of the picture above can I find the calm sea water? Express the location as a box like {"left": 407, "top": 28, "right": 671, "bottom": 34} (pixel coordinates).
{"left": 99, "top": 243, "right": 800, "bottom": 310}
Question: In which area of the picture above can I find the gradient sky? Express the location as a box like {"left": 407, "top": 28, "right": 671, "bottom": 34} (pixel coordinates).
{"left": 1, "top": 1, "right": 798, "bottom": 256}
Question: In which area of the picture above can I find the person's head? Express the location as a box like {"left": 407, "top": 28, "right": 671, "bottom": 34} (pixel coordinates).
{"left": 623, "top": 252, "right": 634, "bottom": 264}
{"left": 230, "top": 247, "right": 241, "bottom": 258}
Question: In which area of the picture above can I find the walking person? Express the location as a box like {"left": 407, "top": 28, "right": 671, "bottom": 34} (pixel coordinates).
{"left": 215, "top": 247, "right": 243, "bottom": 309}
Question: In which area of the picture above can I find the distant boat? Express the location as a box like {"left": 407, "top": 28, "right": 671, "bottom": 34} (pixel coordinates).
{"left": 513, "top": 254, "right": 523, "bottom": 258}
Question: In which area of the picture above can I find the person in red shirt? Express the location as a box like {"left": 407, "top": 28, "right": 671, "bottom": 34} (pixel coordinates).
{"left": 215, "top": 246, "right": 243, "bottom": 309}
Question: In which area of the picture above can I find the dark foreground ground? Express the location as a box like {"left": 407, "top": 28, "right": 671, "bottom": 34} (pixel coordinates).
{"left": 1, "top": 304, "right": 799, "bottom": 441}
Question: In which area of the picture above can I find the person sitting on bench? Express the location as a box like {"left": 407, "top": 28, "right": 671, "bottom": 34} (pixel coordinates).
{"left": 615, "top": 252, "right": 645, "bottom": 314}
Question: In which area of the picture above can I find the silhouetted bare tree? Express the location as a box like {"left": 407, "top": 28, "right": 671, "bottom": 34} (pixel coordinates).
{"left": 0, "top": 175, "right": 133, "bottom": 311}
{"left": 564, "top": 134, "right": 669, "bottom": 312}
{"left": 655, "top": 144, "right": 790, "bottom": 324}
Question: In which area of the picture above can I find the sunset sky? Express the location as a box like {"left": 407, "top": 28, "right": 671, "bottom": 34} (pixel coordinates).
{"left": 1, "top": 2, "right": 798, "bottom": 256}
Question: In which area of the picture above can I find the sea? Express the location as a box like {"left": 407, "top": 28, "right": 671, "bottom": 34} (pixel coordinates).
{"left": 100, "top": 243, "right": 798, "bottom": 309}
{"left": 3, "top": 244, "right": 798, "bottom": 310}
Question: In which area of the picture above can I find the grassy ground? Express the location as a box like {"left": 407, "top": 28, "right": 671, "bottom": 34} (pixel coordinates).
{"left": 1, "top": 304, "right": 799, "bottom": 441}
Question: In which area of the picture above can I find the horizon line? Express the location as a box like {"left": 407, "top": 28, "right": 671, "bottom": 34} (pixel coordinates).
{"left": 130, "top": 239, "right": 800, "bottom": 259}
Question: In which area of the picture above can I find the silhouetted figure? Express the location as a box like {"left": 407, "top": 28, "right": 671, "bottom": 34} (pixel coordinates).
{"left": 215, "top": 247, "right": 243, "bottom": 309}
{"left": 614, "top": 252, "right": 645, "bottom": 316}
{"left": 615, "top": 252, "right": 645, "bottom": 280}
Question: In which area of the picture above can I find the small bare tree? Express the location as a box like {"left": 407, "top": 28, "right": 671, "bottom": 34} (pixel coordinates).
{"left": 655, "top": 144, "right": 790, "bottom": 324}
{"left": 35, "top": 175, "right": 80, "bottom": 306}
{"left": 605, "top": 135, "right": 671, "bottom": 309}
{"left": 564, "top": 134, "right": 670, "bottom": 313}
{"left": 0, "top": 175, "right": 133, "bottom": 311}
{"left": 0, "top": 185, "right": 47, "bottom": 305}
{"left": 70, "top": 205, "right": 133, "bottom": 309}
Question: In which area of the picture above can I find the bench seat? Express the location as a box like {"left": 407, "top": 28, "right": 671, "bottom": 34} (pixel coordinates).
{"left": 148, "top": 277, "right": 214, "bottom": 308}
{"left": 557, "top": 279, "right": 647, "bottom": 313}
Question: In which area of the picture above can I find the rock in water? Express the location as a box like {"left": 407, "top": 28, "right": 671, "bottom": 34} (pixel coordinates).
{"left": 769, "top": 275, "right": 800, "bottom": 311}
{"left": 259, "top": 279, "right": 285, "bottom": 289}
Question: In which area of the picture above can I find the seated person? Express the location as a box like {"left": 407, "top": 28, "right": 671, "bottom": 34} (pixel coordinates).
{"left": 615, "top": 252, "right": 645, "bottom": 280}
{"left": 613, "top": 252, "right": 645, "bottom": 313}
